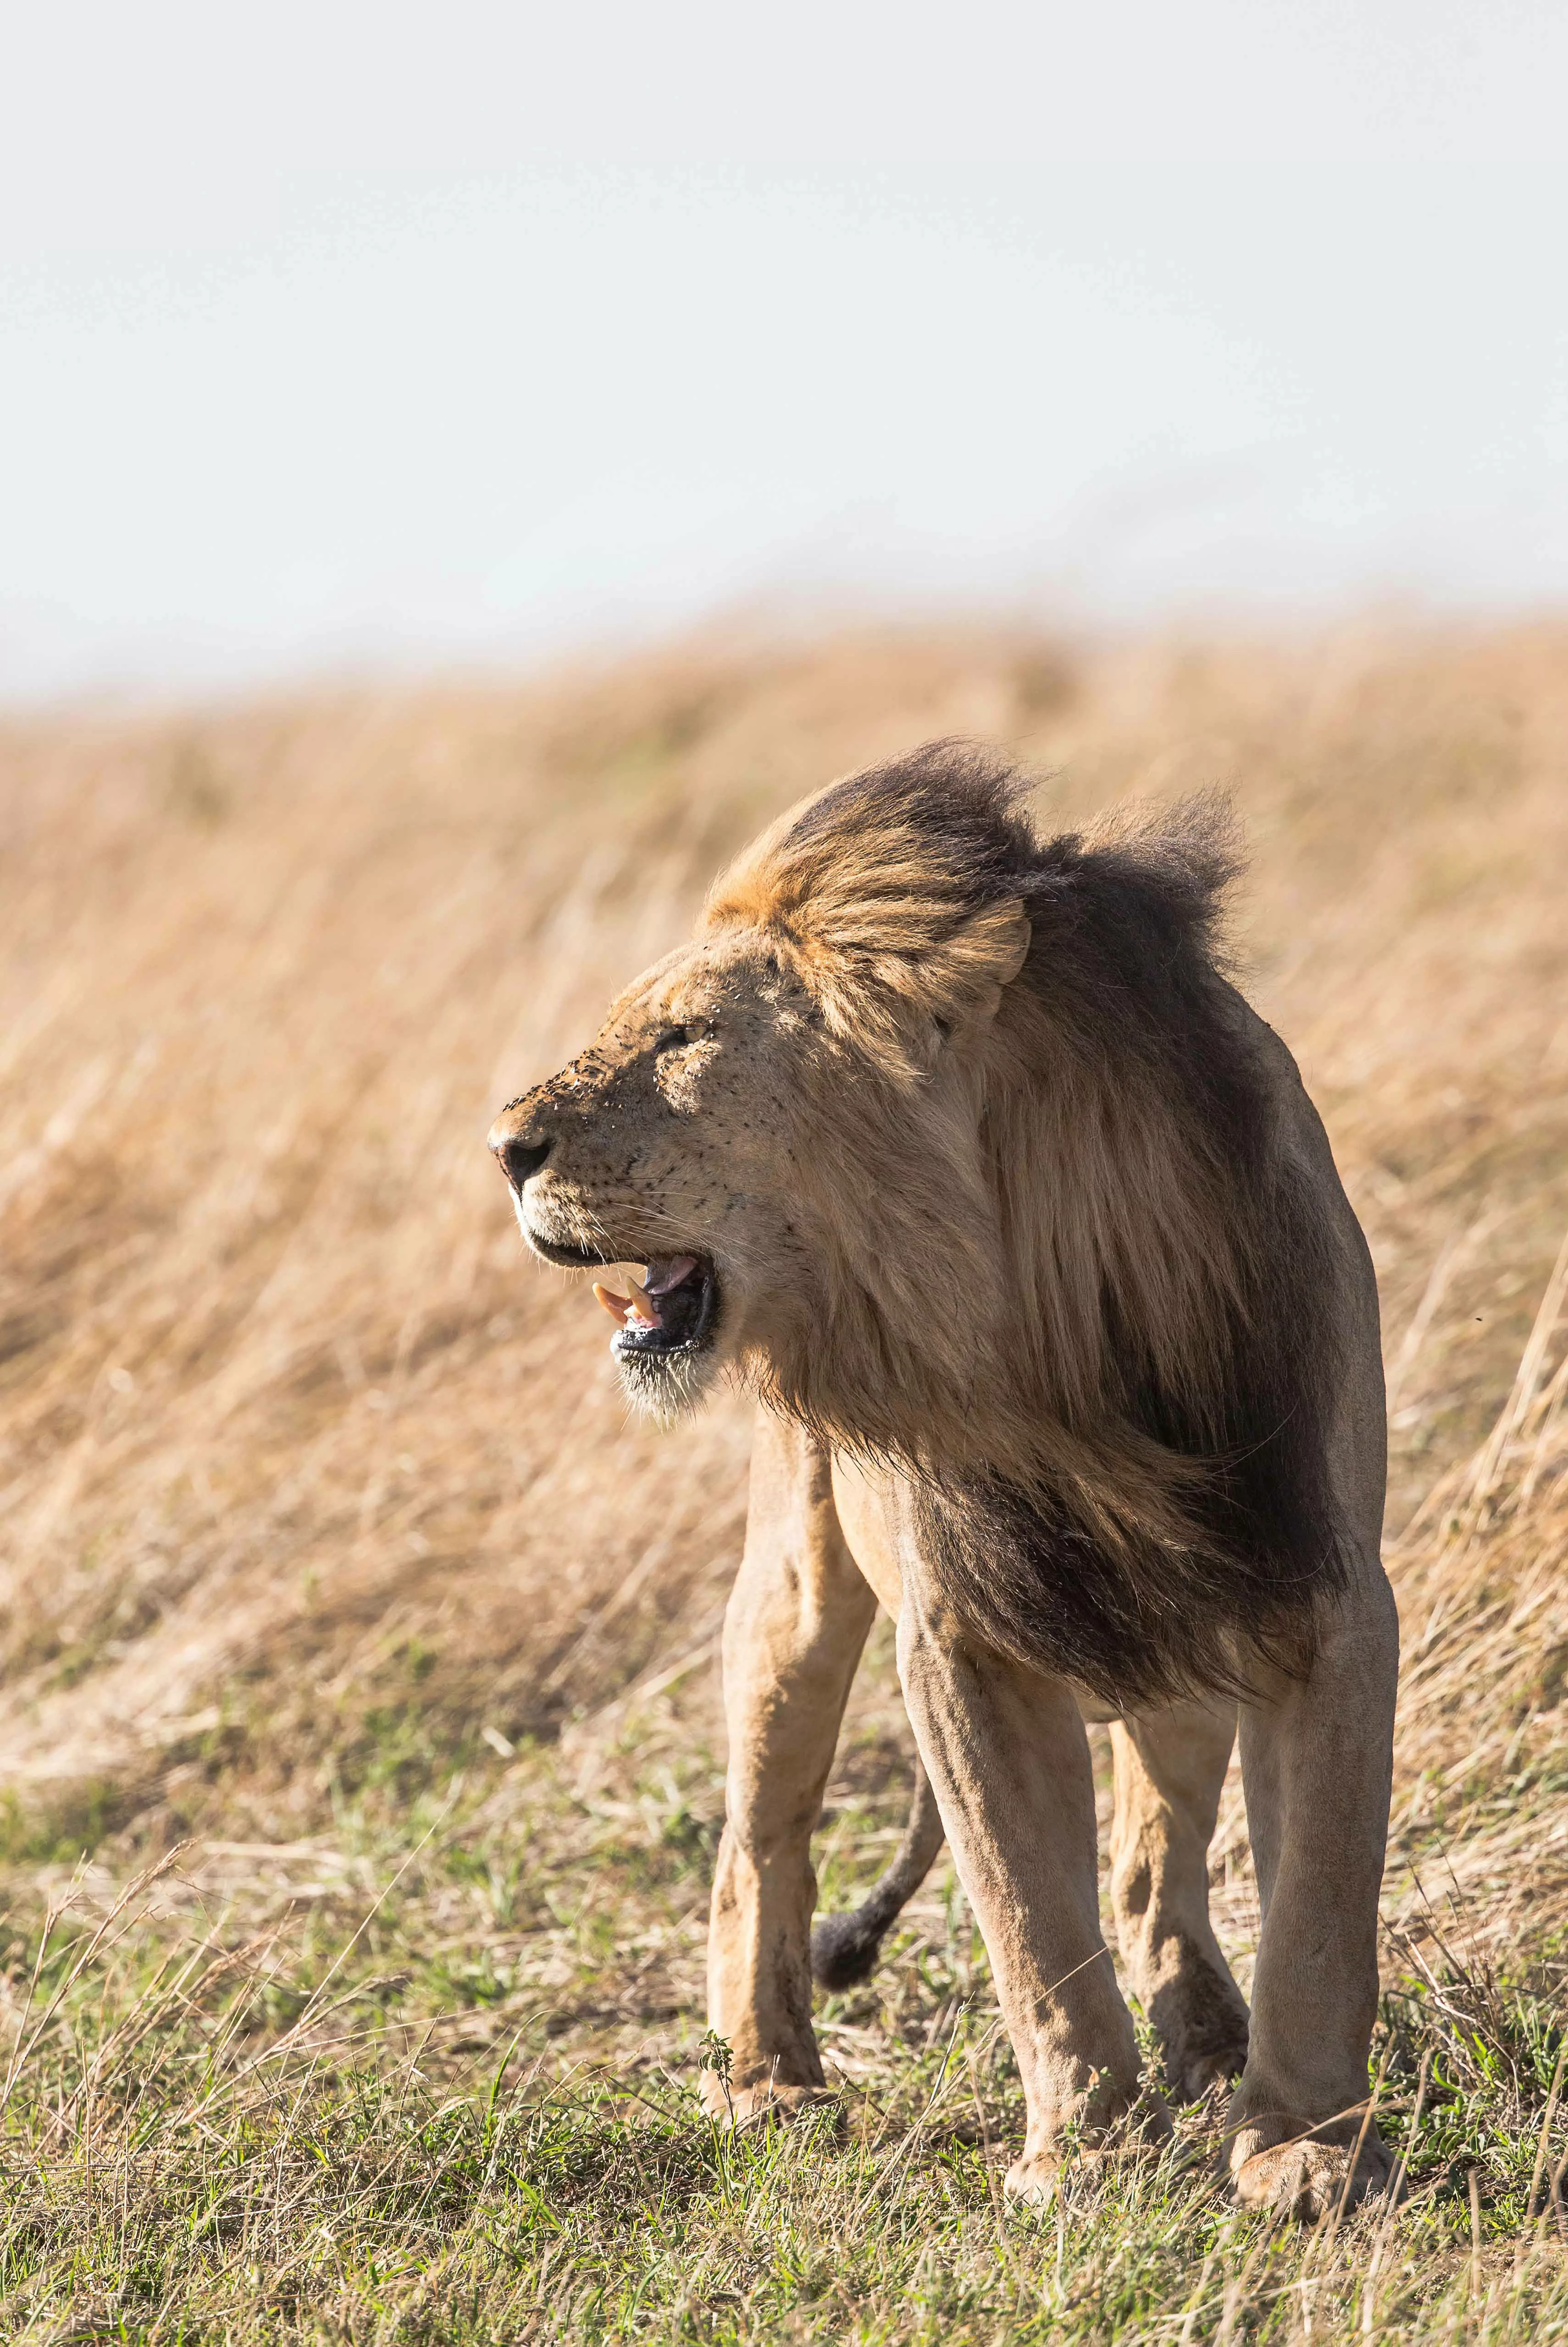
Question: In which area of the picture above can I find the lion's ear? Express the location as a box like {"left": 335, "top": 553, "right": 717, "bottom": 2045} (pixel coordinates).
{"left": 786, "top": 893, "right": 1031, "bottom": 1074}
{"left": 923, "top": 897, "right": 1031, "bottom": 1042}
{"left": 852, "top": 897, "right": 1030, "bottom": 1070}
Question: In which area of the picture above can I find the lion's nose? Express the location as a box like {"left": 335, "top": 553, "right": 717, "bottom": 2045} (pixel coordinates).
{"left": 488, "top": 1122, "right": 553, "bottom": 1187}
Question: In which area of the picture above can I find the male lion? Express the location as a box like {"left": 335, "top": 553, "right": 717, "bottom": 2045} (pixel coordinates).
{"left": 488, "top": 746, "right": 1398, "bottom": 2217}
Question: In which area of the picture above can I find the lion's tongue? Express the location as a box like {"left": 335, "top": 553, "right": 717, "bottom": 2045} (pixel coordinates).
{"left": 646, "top": 1255, "right": 698, "bottom": 1297}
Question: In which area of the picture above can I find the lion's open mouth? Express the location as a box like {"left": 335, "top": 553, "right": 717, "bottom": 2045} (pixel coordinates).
{"left": 592, "top": 1254, "right": 719, "bottom": 1364}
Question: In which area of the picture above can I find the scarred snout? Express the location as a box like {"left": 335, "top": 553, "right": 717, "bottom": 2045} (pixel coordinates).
{"left": 486, "top": 1040, "right": 629, "bottom": 1216}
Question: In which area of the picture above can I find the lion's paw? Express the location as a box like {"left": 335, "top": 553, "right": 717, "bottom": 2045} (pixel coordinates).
{"left": 1231, "top": 2134, "right": 1392, "bottom": 2223}
{"left": 1003, "top": 2148, "right": 1065, "bottom": 2205}
{"left": 1004, "top": 2098, "right": 1171, "bottom": 2206}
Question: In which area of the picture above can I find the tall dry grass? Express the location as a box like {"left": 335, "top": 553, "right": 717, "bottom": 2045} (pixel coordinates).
{"left": 1, "top": 619, "right": 1567, "bottom": 1908}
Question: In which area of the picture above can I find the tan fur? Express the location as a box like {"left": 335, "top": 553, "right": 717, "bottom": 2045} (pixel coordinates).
{"left": 489, "top": 746, "right": 1400, "bottom": 2214}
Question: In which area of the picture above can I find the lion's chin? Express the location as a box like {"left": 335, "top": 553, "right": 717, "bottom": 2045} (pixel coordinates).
{"left": 615, "top": 1341, "right": 724, "bottom": 1421}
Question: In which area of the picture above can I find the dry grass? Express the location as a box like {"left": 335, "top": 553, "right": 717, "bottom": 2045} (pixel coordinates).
{"left": 1, "top": 618, "right": 1568, "bottom": 2338}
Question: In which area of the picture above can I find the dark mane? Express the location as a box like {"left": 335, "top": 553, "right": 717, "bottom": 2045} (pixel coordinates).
{"left": 712, "top": 742, "right": 1354, "bottom": 1706}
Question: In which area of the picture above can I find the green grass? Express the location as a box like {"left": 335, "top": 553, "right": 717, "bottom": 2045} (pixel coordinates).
{"left": 3, "top": 1737, "right": 1568, "bottom": 2343}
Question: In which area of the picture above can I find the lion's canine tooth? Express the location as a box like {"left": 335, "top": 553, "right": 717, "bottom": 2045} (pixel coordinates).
{"left": 593, "top": 1281, "right": 631, "bottom": 1322}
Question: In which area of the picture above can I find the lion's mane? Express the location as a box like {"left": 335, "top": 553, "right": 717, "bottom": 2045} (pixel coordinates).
{"left": 702, "top": 743, "right": 1351, "bottom": 1707}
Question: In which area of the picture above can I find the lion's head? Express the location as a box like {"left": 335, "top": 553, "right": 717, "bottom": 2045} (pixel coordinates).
{"left": 487, "top": 746, "right": 1034, "bottom": 1426}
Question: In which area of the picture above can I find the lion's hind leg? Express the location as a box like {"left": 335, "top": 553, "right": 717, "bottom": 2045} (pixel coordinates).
{"left": 1109, "top": 1701, "right": 1250, "bottom": 2103}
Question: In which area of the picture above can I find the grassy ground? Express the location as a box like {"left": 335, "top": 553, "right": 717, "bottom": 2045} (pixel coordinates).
{"left": 5, "top": 1705, "right": 1568, "bottom": 2343}
{"left": 2, "top": 621, "right": 1568, "bottom": 2338}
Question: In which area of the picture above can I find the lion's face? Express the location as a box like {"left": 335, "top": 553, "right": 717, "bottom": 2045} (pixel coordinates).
{"left": 488, "top": 930, "right": 828, "bottom": 1412}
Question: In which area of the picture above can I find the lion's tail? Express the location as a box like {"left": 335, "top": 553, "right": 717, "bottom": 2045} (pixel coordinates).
{"left": 809, "top": 1756, "right": 945, "bottom": 1991}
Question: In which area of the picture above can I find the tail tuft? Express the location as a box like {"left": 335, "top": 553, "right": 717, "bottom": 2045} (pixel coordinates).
{"left": 809, "top": 1756, "right": 945, "bottom": 1992}
{"left": 810, "top": 1907, "right": 893, "bottom": 1991}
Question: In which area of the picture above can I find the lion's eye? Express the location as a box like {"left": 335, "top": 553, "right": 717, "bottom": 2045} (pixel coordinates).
{"left": 653, "top": 1024, "right": 700, "bottom": 1055}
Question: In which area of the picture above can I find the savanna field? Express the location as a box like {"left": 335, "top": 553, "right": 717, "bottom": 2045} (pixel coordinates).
{"left": 2, "top": 622, "right": 1568, "bottom": 2342}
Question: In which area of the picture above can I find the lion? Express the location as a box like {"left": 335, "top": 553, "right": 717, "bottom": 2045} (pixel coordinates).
{"left": 488, "top": 745, "right": 1398, "bottom": 2218}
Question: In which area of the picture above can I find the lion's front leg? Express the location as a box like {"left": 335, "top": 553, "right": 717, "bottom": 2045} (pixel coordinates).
{"left": 896, "top": 1581, "right": 1153, "bottom": 2201}
{"left": 1227, "top": 1556, "right": 1399, "bottom": 2219}
{"left": 705, "top": 1411, "right": 877, "bottom": 2124}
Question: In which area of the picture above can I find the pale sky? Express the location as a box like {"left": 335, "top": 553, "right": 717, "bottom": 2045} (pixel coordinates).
{"left": 4, "top": 2, "right": 1565, "bottom": 699}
